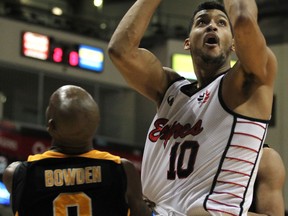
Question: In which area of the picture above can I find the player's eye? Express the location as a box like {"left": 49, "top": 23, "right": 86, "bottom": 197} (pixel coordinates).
{"left": 218, "top": 19, "right": 227, "bottom": 26}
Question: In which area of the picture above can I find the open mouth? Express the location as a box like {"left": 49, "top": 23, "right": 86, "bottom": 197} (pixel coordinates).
{"left": 204, "top": 34, "right": 219, "bottom": 46}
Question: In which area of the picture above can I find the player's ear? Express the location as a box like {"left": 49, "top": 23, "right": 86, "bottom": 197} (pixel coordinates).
{"left": 47, "top": 119, "right": 56, "bottom": 135}
{"left": 184, "top": 38, "right": 190, "bottom": 50}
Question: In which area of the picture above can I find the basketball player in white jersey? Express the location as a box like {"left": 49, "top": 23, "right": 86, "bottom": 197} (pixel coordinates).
{"left": 108, "top": 0, "right": 277, "bottom": 215}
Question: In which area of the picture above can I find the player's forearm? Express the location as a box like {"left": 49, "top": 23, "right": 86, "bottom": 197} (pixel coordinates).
{"left": 223, "top": 0, "right": 258, "bottom": 25}
{"left": 223, "top": 0, "right": 270, "bottom": 78}
{"left": 108, "top": 0, "right": 161, "bottom": 53}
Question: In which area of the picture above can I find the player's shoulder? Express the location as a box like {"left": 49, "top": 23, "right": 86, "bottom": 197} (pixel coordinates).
{"left": 262, "top": 147, "right": 282, "bottom": 162}
{"left": 259, "top": 146, "right": 285, "bottom": 178}
{"left": 163, "top": 67, "right": 182, "bottom": 82}
{"left": 3, "top": 161, "right": 23, "bottom": 193}
{"left": 121, "top": 158, "right": 135, "bottom": 170}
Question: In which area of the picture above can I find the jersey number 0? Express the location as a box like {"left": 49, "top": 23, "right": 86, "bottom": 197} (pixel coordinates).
{"left": 167, "top": 141, "right": 199, "bottom": 180}
{"left": 53, "top": 192, "right": 92, "bottom": 216}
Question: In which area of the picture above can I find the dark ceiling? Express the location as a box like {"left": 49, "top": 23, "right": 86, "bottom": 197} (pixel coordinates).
{"left": 0, "top": 0, "right": 287, "bottom": 46}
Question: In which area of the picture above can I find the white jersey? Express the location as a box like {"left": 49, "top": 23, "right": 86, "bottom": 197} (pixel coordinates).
{"left": 141, "top": 74, "right": 269, "bottom": 216}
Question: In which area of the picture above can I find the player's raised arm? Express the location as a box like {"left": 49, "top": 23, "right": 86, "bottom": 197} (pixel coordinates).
{"left": 223, "top": 0, "right": 277, "bottom": 86}
{"left": 108, "top": 0, "right": 179, "bottom": 105}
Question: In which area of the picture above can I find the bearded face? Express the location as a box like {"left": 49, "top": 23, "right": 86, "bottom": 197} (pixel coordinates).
{"left": 187, "top": 9, "right": 234, "bottom": 68}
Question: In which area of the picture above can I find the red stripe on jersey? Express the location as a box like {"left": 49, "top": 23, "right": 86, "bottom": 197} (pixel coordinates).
{"left": 230, "top": 144, "right": 258, "bottom": 153}
{"left": 225, "top": 156, "right": 254, "bottom": 165}
{"left": 221, "top": 169, "right": 250, "bottom": 177}
{"left": 206, "top": 208, "right": 238, "bottom": 216}
{"left": 208, "top": 198, "right": 239, "bottom": 208}
{"left": 237, "top": 121, "right": 267, "bottom": 129}
{"left": 213, "top": 191, "right": 243, "bottom": 199}
{"left": 217, "top": 180, "right": 246, "bottom": 188}
{"left": 234, "top": 132, "right": 262, "bottom": 141}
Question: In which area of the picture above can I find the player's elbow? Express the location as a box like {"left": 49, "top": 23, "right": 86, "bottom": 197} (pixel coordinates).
{"left": 108, "top": 42, "right": 122, "bottom": 61}
{"left": 108, "top": 41, "right": 133, "bottom": 68}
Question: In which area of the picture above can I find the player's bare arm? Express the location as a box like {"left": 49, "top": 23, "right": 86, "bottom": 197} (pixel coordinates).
{"left": 249, "top": 148, "right": 286, "bottom": 216}
{"left": 121, "top": 158, "right": 153, "bottom": 216}
{"left": 222, "top": 0, "right": 277, "bottom": 120}
{"left": 3, "top": 161, "right": 21, "bottom": 193}
{"left": 108, "top": 0, "right": 177, "bottom": 105}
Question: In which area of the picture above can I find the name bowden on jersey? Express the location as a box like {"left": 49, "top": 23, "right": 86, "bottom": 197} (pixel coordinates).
{"left": 44, "top": 166, "right": 102, "bottom": 187}
{"left": 149, "top": 118, "right": 203, "bottom": 148}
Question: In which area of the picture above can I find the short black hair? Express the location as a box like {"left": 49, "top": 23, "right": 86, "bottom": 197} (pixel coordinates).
{"left": 187, "top": 1, "right": 230, "bottom": 35}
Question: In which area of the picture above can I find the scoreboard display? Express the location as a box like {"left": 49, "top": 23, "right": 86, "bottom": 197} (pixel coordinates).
{"left": 21, "top": 31, "right": 104, "bottom": 72}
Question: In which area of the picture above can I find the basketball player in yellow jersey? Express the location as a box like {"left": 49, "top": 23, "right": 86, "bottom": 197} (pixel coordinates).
{"left": 3, "top": 85, "right": 152, "bottom": 216}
